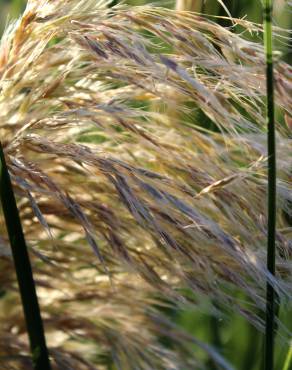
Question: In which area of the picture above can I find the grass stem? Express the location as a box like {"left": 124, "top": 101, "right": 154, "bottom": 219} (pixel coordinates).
{"left": 282, "top": 344, "right": 292, "bottom": 370}
{"left": 0, "top": 143, "right": 51, "bottom": 370}
{"left": 263, "top": 1, "right": 277, "bottom": 370}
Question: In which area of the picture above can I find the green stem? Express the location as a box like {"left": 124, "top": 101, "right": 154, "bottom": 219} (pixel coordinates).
{"left": 282, "top": 344, "right": 292, "bottom": 370}
{"left": 200, "top": 0, "right": 206, "bottom": 13}
{"left": 0, "top": 143, "right": 51, "bottom": 370}
{"left": 263, "top": 1, "right": 276, "bottom": 370}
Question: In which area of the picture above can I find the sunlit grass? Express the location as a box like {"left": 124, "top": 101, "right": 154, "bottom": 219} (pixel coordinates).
{"left": 0, "top": 0, "right": 291, "bottom": 369}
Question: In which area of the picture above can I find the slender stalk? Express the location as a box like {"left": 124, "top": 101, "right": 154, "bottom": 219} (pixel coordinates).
{"left": 263, "top": 1, "right": 276, "bottom": 370}
{"left": 0, "top": 143, "right": 51, "bottom": 370}
{"left": 217, "top": 0, "right": 233, "bottom": 27}
{"left": 282, "top": 344, "right": 292, "bottom": 370}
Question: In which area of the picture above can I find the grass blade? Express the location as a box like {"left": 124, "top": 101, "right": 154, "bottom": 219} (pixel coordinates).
{"left": 263, "top": 1, "right": 277, "bottom": 370}
{"left": 0, "top": 143, "right": 51, "bottom": 370}
{"left": 282, "top": 344, "right": 292, "bottom": 370}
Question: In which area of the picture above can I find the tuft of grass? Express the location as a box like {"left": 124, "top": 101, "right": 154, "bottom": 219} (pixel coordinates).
{"left": 0, "top": 1, "right": 291, "bottom": 369}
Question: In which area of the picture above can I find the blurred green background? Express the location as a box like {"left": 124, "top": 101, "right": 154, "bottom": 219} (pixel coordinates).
{"left": 0, "top": 1, "right": 291, "bottom": 369}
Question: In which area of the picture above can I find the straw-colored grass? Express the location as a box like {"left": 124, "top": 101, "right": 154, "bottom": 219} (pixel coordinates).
{"left": 0, "top": 0, "right": 291, "bottom": 369}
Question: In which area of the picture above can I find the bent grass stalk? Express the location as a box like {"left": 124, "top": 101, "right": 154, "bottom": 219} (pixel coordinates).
{"left": 263, "top": 1, "right": 277, "bottom": 370}
{"left": 0, "top": 143, "right": 51, "bottom": 370}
